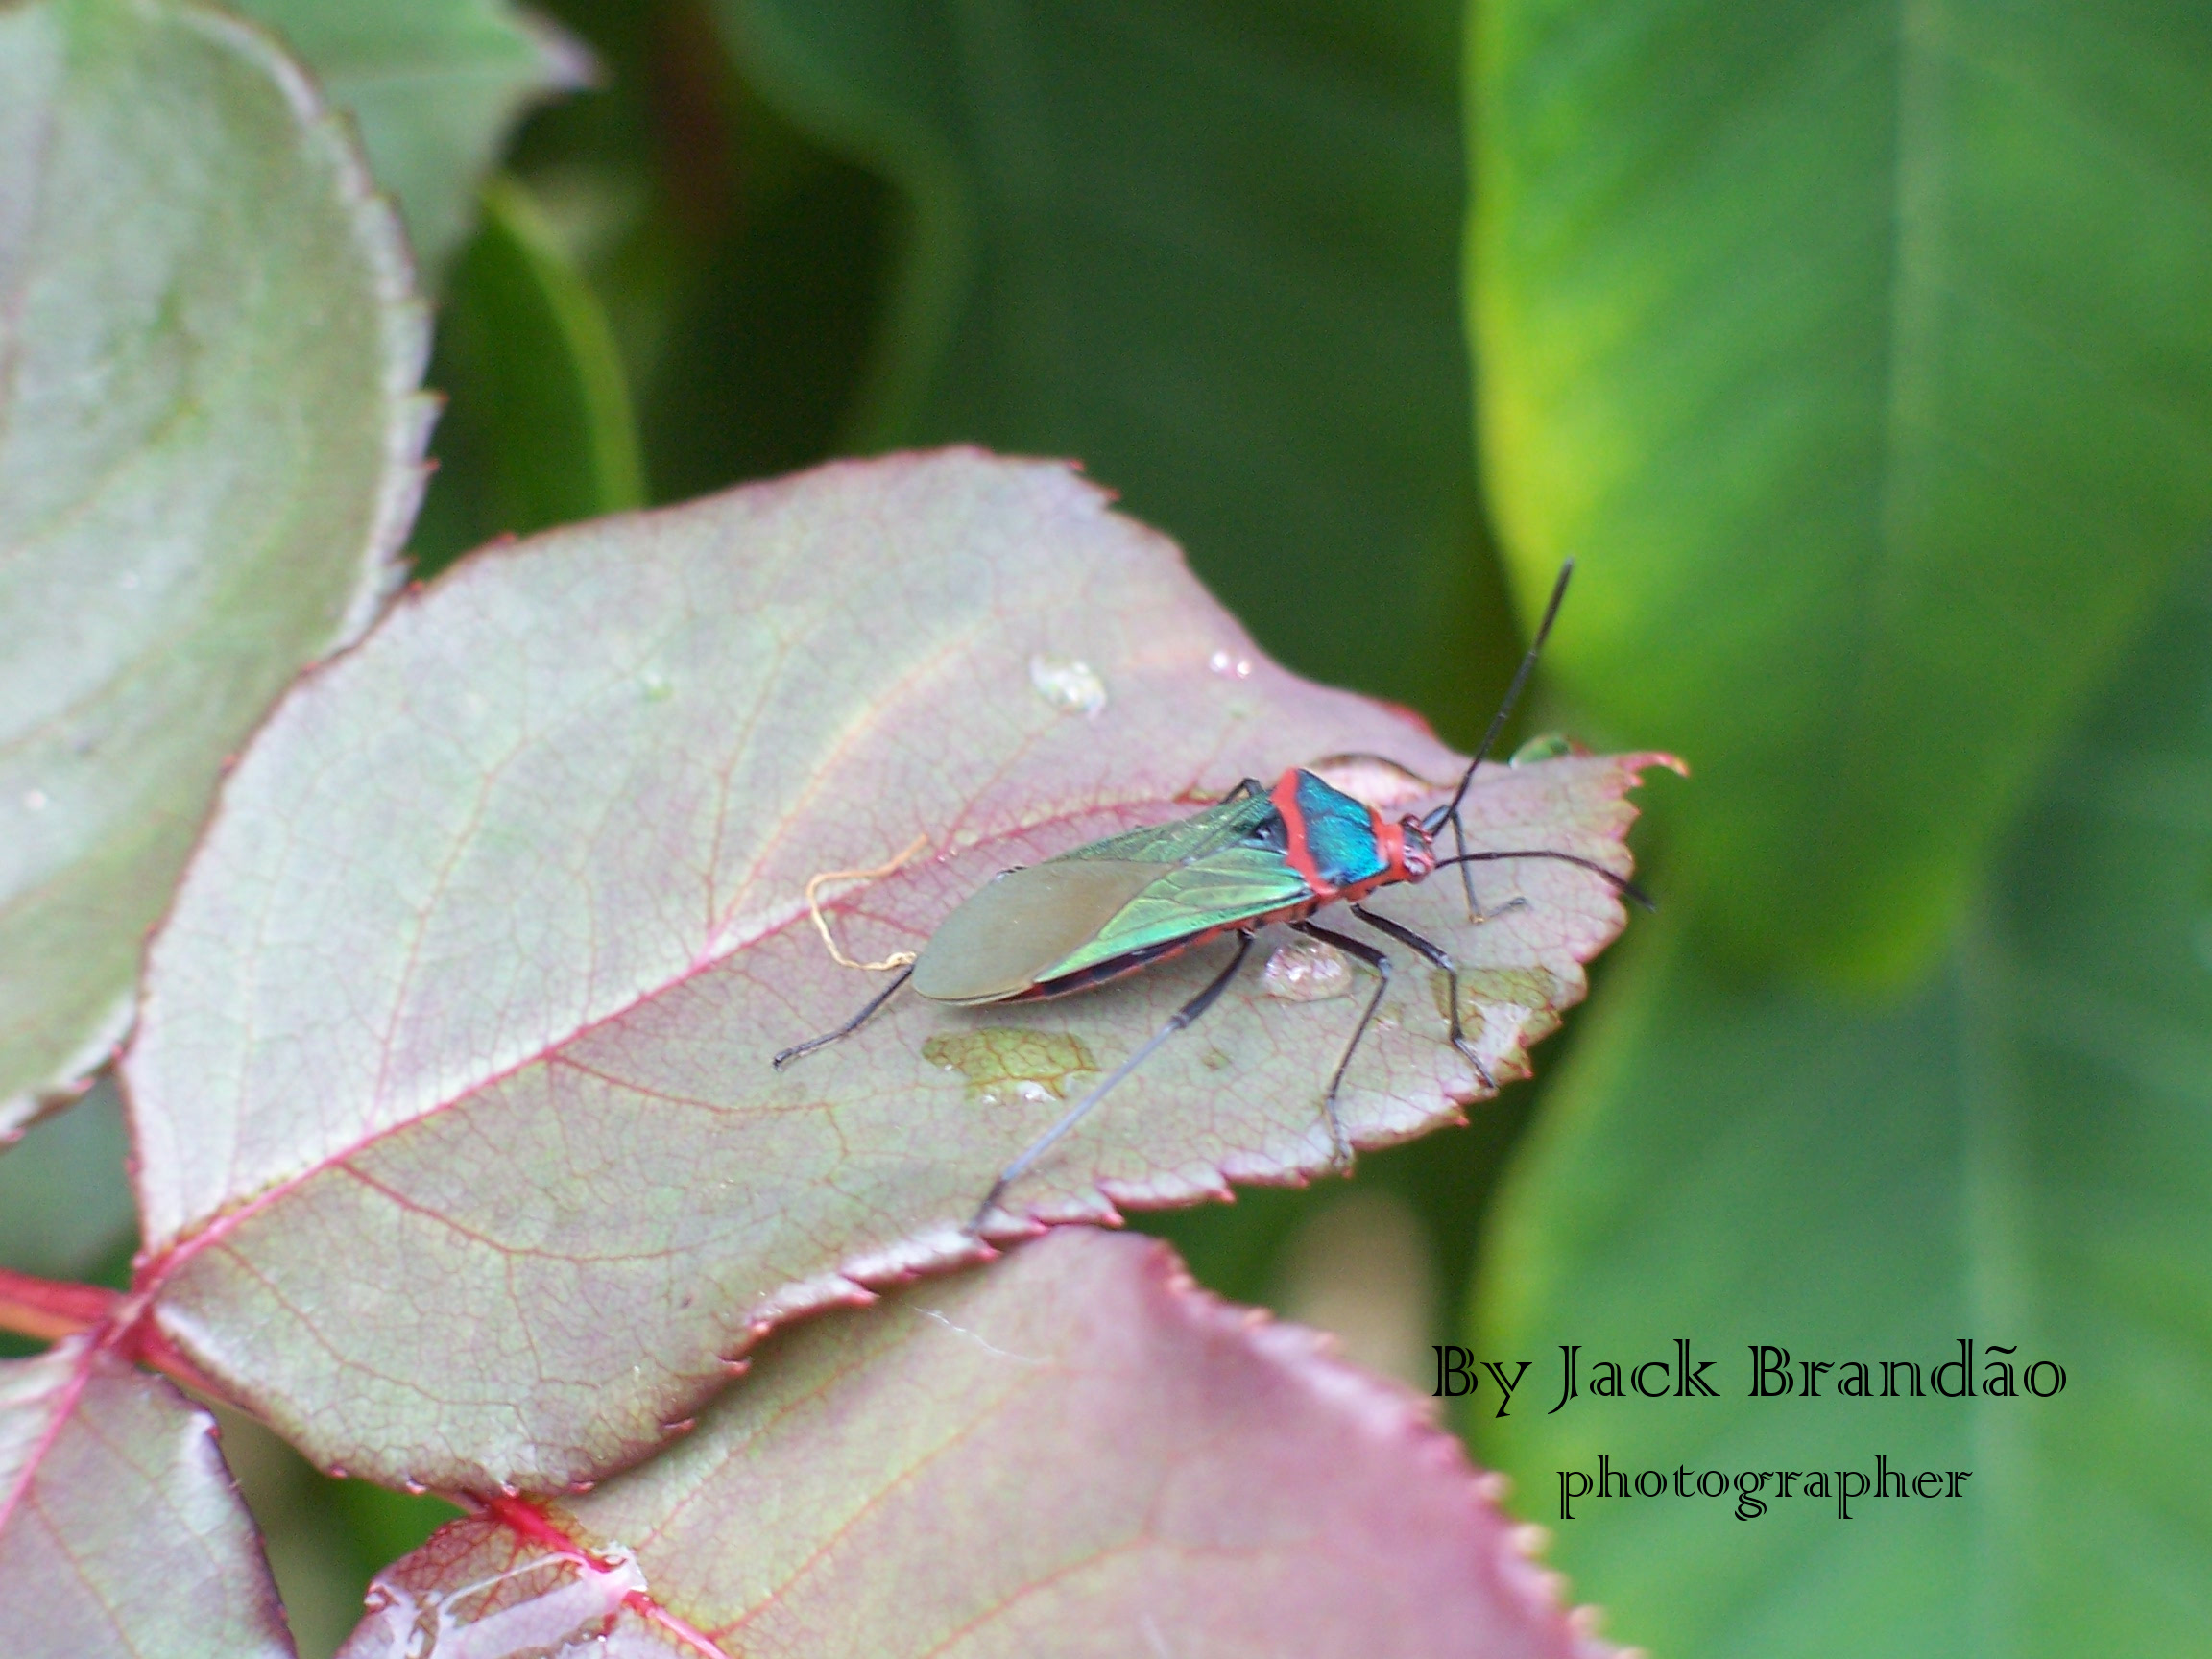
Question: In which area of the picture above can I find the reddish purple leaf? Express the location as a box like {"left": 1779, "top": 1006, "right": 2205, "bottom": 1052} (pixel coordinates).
{"left": 1, "top": 1338, "right": 292, "bottom": 1658}
{"left": 339, "top": 1228, "right": 1618, "bottom": 1659}
{"left": 126, "top": 450, "right": 1673, "bottom": 1489}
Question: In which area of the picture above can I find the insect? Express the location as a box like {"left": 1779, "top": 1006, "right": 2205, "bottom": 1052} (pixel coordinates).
{"left": 774, "top": 562, "right": 1648, "bottom": 1231}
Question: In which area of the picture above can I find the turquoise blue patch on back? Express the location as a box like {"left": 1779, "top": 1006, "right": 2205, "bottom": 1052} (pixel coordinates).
{"left": 1292, "top": 771, "right": 1387, "bottom": 890}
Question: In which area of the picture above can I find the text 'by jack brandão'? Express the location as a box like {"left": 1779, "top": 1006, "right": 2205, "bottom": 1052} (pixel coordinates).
{"left": 1430, "top": 1338, "right": 2068, "bottom": 1521}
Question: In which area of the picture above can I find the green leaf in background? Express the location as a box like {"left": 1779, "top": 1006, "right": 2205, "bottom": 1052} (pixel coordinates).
{"left": 125, "top": 451, "right": 1662, "bottom": 1492}
{"left": 0, "top": 0, "right": 432, "bottom": 1139}
{"left": 716, "top": 0, "right": 1519, "bottom": 737}
{"left": 228, "top": 0, "right": 589, "bottom": 280}
{"left": 0, "top": 1078, "right": 135, "bottom": 1311}
{"left": 1472, "top": 0, "right": 2212, "bottom": 983}
{"left": 407, "top": 174, "right": 646, "bottom": 572}
{"left": 0, "top": 1343, "right": 292, "bottom": 1659}
{"left": 338, "top": 1229, "right": 1617, "bottom": 1659}
{"left": 208, "top": 1407, "right": 457, "bottom": 1659}
{"left": 1473, "top": 557, "right": 2212, "bottom": 1654}
{"left": 472, "top": 0, "right": 897, "bottom": 510}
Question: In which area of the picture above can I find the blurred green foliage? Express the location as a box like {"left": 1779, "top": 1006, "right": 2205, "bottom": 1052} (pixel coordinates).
{"left": 408, "top": 173, "right": 644, "bottom": 565}
{"left": 1465, "top": 4, "right": 2212, "bottom": 1652}
{"left": 1478, "top": 558, "right": 2212, "bottom": 1654}
{"left": 1474, "top": 0, "right": 2212, "bottom": 987}
{"left": 712, "top": 0, "right": 1522, "bottom": 729}
{"left": 6, "top": 0, "right": 2209, "bottom": 1653}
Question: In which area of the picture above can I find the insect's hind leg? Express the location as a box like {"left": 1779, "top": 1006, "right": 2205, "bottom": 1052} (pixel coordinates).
{"left": 771, "top": 966, "right": 915, "bottom": 1070}
{"left": 969, "top": 930, "right": 1257, "bottom": 1235}
{"left": 1349, "top": 903, "right": 1503, "bottom": 1092}
{"left": 1290, "top": 919, "right": 1392, "bottom": 1171}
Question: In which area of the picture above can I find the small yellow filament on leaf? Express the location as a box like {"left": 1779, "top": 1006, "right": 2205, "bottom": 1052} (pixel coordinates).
{"left": 805, "top": 833, "right": 931, "bottom": 971}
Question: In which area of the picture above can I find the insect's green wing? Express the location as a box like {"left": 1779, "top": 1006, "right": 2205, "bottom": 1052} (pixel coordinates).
{"left": 1046, "top": 787, "right": 1278, "bottom": 867}
{"left": 912, "top": 788, "right": 1290, "bottom": 1005}
{"left": 1039, "top": 844, "right": 1312, "bottom": 981}
{"left": 912, "top": 859, "right": 1179, "bottom": 1003}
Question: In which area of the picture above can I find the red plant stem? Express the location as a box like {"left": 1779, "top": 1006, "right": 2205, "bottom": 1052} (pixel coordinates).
{"left": 124, "top": 1319, "right": 232, "bottom": 1401}
{"left": 0, "top": 1267, "right": 120, "bottom": 1344}
{"left": 0, "top": 1268, "right": 232, "bottom": 1406}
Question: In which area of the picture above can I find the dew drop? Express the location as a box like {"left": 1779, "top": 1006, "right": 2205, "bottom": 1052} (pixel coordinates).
{"left": 1028, "top": 654, "right": 1108, "bottom": 716}
{"left": 22, "top": 788, "right": 48, "bottom": 812}
{"left": 638, "top": 668, "right": 673, "bottom": 702}
{"left": 351, "top": 1539, "right": 649, "bottom": 1659}
{"left": 1262, "top": 937, "right": 1354, "bottom": 1002}
{"left": 1510, "top": 732, "right": 1584, "bottom": 766}
{"left": 1208, "top": 648, "right": 1253, "bottom": 679}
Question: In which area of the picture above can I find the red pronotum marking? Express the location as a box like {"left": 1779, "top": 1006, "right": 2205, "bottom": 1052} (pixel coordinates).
{"left": 1267, "top": 770, "right": 1334, "bottom": 899}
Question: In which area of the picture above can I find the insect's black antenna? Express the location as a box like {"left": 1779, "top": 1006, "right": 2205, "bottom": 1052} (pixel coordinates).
{"left": 1424, "top": 559, "right": 1576, "bottom": 914}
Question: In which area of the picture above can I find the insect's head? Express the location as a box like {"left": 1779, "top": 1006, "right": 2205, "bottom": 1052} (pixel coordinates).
{"left": 1393, "top": 814, "right": 1439, "bottom": 880}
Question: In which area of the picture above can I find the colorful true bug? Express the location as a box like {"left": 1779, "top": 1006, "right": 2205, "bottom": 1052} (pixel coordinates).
{"left": 774, "top": 562, "right": 1649, "bottom": 1230}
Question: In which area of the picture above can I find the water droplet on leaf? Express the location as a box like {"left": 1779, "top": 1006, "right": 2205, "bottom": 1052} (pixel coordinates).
{"left": 1028, "top": 654, "right": 1108, "bottom": 716}
{"left": 1510, "top": 733, "right": 1584, "bottom": 766}
{"left": 22, "top": 788, "right": 49, "bottom": 811}
{"left": 1262, "top": 937, "right": 1354, "bottom": 1002}
{"left": 352, "top": 1537, "right": 648, "bottom": 1659}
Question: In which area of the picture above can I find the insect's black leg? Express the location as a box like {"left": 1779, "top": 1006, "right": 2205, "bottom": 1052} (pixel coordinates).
{"left": 969, "top": 931, "right": 1257, "bottom": 1235}
{"left": 1218, "top": 777, "right": 1269, "bottom": 804}
{"left": 1289, "top": 919, "right": 1392, "bottom": 1172}
{"left": 771, "top": 966, "right": 915, "bottom": 1070}
{"left": 1450, "top": 812, "right": 1479, "bottom": 920}
{"left": 1350, "top": 902, "right": 1497, "bottom": 1092}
